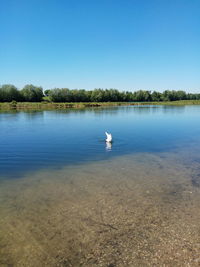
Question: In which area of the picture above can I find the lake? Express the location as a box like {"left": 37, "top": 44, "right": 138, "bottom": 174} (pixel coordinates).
{"left": 0, "top": 105, "right": 200, "bottom": 266}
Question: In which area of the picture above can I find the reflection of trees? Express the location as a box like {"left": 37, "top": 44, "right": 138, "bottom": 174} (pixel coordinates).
{"left": 131, "top": 106, "right": 159, "bottom": 114}
{"left": 0, "top": 110, "right": 19, "bottom": 121}
{"left": 162, "top": 105, "right": 186, "bottom": 114}
{"left": 23, "top": 111, "right": 44, "bottom": 120}
{"left": 45, "top": 105, "right": 187, "bottom": 118}
{"left": 0, "top": 110, "right": 46, "bottom": 122}
{"left": 93, "top": 105, "right": 162, "bottom": 116}
{"left": 0, "top": 105, "right": 187, "bottom": 123}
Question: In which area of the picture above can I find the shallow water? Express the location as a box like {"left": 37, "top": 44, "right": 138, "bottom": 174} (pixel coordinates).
{"left": 1, "top": 106, "right": 200, "bottom": 266}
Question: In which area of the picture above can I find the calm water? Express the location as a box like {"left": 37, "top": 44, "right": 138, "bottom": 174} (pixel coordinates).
{"left": 1, "top": 105, "right": 200, "bottom": 266}
{"left": 1, "top": 105, "right": 200, "bottom": 178}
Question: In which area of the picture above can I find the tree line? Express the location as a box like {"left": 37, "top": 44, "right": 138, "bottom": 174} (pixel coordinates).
{"left": 0, "top": 84, "right": 200, "bottom": 102}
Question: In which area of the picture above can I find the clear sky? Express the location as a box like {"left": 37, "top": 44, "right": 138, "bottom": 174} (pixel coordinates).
{"left": 0, "top": 0, "right": 200, "bottom": 92}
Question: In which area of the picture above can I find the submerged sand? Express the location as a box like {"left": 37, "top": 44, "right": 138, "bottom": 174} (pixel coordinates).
{"left": 0, "top": 151, "right": 200, "bottom": 266}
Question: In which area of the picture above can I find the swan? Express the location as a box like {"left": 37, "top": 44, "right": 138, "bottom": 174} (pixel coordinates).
{"left": 105, "top": 132, "right": 112, "bottom": 143}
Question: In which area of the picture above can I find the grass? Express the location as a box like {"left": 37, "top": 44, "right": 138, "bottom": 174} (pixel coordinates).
{"left": 0, "top": 100, "right": 200, "bottom": 111}
{"left": 0, "top": 101, "right": 126, "bottom": 111}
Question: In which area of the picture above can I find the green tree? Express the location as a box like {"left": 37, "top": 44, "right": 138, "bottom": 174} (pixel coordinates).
{"left": 134, "top": 90, "right": 151, "bottom": 102}
{"left": 21, "top": 84, "right": 44, "bottom": 102}
{"left": 48, "top": 88, "right": 72, "bottom": 102}
{"left": 90, "top": 89, "right": 105, "bottom": 102}
{"left": 0, "top": 84, "right": 21, "bottom": 102}
{"left": 151, "top": 91, "right": 162, "bottom": 101}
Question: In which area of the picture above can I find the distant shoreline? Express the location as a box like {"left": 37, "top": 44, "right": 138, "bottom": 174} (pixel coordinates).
{"left": 1, "top": 100, "right": 200, "bottom": 111}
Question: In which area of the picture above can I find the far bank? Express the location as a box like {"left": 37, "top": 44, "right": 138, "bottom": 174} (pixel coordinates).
{"left": 1, "top": 100, "right": 200, "bottom": 111}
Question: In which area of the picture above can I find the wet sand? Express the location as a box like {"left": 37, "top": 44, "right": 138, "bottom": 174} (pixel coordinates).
{"left": 0, "top": 151, "right": 200, "bottom": 266}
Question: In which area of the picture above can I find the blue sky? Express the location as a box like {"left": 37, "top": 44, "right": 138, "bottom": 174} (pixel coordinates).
{"left": 0, "top": 0, "right": 200, "bottom": 92}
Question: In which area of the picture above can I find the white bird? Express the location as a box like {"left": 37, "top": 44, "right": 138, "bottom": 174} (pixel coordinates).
{"left": 105, "top": 132, "right": 112, "bottom": 143}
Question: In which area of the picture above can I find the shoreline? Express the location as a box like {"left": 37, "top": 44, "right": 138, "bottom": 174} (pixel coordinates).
{"left": 1, "top": 100, "right": 200, "bottom": 111}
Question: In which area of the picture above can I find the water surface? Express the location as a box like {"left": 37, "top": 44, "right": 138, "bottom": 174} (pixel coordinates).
{"left": 1, "top": 105, "right": 200, "bottom": 178}
{"left": 0, "top": 105, "right": 200, "bottom": 266}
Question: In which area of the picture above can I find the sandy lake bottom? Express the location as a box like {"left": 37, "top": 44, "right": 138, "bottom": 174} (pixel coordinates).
{"left": 1, "top": 147, "right": 200, "bottom": 266}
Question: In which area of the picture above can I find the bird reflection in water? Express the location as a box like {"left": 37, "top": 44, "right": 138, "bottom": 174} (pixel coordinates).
{"left": 106, "top": 141, "right": 112, "bottom": 151}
